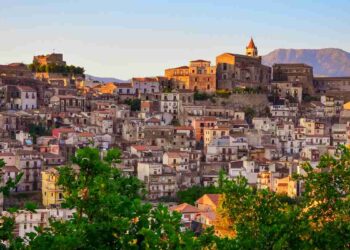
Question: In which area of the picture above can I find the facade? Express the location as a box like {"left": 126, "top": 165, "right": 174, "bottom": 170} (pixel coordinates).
{"left": 216, "top": 38, "right": 271, "bottom": 89}
{"left": 7, "top": 85, "right": 37, "bottom": 110}
{"left": 132, "top": 77, "right": 160, "bottom": 94}
{"left": 137, "top": 162, "right": 177, "bottom": 200}
{"left": 33, "top": 53, "right": 66, "bottom": 66}
{"left": 15, "top": 150, "right": 42, "bottom": 192}
{"left": 41, "top": 168, "right": 63, "bottom": 208}
{"left": 272, "top": 63, "right": 314, "bottom": 94}
{"left": 165, "top": 60, "right": 216, "bottom": 92}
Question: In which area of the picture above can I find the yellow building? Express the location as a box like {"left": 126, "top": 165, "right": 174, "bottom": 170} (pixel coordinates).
{"left": 41, "top": 168, "right": 63, "bottom": 208}
{"left": 165, "top": 60, "right": 216, "bottom": 92}
{"left": 203, "top": 126, "right": 230, "bottom": 146}
{"left": 274, "top": 176, "right": 297, "bottom": 198}
{"left": 343, "top": 101, "right": 350, "bottom": 110}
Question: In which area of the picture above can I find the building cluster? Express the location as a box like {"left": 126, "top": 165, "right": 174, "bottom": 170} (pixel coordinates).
{"left": 1, "top": 38, "right": 350, "bottom": 234}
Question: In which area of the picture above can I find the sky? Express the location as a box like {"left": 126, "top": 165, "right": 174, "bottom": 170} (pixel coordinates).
{"left": 0, "top": 0, "right": 349, "bottom": 80}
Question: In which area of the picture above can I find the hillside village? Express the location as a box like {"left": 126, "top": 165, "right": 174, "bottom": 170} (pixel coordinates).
{"left": 1, "top": 38, "right": 350, "bottom": 237}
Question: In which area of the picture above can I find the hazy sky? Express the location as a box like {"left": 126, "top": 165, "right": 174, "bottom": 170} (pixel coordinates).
{"left": 1, "top": 0, "right": 349, "bottom": 79}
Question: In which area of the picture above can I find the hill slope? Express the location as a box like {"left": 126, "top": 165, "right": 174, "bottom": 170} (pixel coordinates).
{"left": 85, "top": 74, "right": 128, "bottom": 83}
{"left": 262, "top": 48, "right": 350, "bottom": 77}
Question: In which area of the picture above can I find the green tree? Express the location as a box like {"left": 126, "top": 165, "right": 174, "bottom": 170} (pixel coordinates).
{"left": 177, "top": 185, "right": 221, "bottom": 205}
{"left": 24, "top": 147, "right": 213, "bottom": 249}
{"left": 243, "top": 107, "right": 256, "bottom": 124}
{"left": 124, "top": 99, "right": 141, "bottom": 111}
{"left": 216, "top": 146, "right": 350, "bottom": 249}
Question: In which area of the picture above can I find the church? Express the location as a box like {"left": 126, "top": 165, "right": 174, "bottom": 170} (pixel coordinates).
{"left": 216, "top": 38, "right": 271, "bottom": 90}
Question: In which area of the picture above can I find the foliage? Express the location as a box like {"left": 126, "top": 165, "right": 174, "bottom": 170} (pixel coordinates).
{"left": 243, "top": 107, "right": 256, "bottom": 124}
{"left": 28, "top": 62, "right": 84, "bottom": 75}
{"left": 177, "top": 185, "right": 221, "bottom": 205}
{"left": 216, "top": 145, "right": 350, "bottom": 249}
{"left": 1, "top": 145, "right": 350, "bottom": 249}
{"left": 232, "top": 86, "right": 263, "bottom": 94}
{"left": 17, "top": 147, "right": 212, "bottom": 249}
{"left": 215, "top": 90, "right": 231, "bottom": 98}
{"left": 194, "top": 91, "right": 212, "bottom": 101}
{"left": 0, "top": 159, "right": 25, "bottom": 248}
{"left": 302, "top": 93, "right": 319, "bottom": 102}
{"left": 124, "top": 98, "right": 141, "bottom": 111}
{"left": 28, "top": 123, "right": 51, "bottom": 144}
{"left": 171, "top": 118, "right": 180, "bottom": 126}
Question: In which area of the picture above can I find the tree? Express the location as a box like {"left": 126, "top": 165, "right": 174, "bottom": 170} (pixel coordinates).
{"left": 177, "top": 185, "right": 221, "bottom": 205}
{"left": 23, "top": 147, "right": 213, "bottom": 249}
{"left": 124, "top": 99, "right": 141, "bottom": 111}
{"left": 243, "top": 107, "right": 256, "bottom": 124}
{"left": 216, "top": 146, "right": 350, "bottom": 249}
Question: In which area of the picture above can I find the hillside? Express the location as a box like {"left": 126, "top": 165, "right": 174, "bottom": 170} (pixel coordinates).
{"left": 262, "top": 48, "right": 350, "bottom": 77}
{"left": 85, "top": 74, "right": 128, "bottom": 83}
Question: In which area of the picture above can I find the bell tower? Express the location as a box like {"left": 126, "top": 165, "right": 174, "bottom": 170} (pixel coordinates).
{"left": 246, "top": 37, "right": 258, "bottom": 57}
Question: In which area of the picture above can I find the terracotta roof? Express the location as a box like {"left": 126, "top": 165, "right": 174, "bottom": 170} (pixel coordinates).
{"left": 190, "top": 59, "right": 210, "bottom": 63}
{"left": 247, "top": 37, "right": 256, "bottom": 49}
{"left": 3, "top": 166, "right": 19, "bottom": 173}
{"left": 196, "top": 194, "right": 222, "bottom": 207}
{"left": 169, "top": 203, "right": 201, "bottom": 213}
{"left": 131, "top": 145, "right": 161, "bottom": 152}
{"left": 146, "top": 117, "right": 161, "bottom": 123}
{"left": 0, "top": 152, "right": 15, "bottom": 157}
{"left": 132, "top": 77, "right": 158, "bottom": 82}
{"left": 166, "top": 151, "right": 189, "bottom": 158}
{"left": 16, "top": 86, "right": 36, "bottom": 92}
{"left": 78, "top": 132, "right": 94, "bottom": 137}
{"left": 175, "top": 126, "right": 194, "bottom": 131}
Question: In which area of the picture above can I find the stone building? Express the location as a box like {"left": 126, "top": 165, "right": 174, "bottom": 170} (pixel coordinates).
{"left": 216, "top": 38, "right": 271, "bottom": 89}
{"left": 313, "top": 77, "right": 350, "bottom": 93}
{"left": 272, "top": 63, "right": 314, "bottom": 94}
{"left": 165, "top": 60, "right": 216, "bottom": 92}
{"left": 33, "top": 53, "right": 66, "bottom": 66}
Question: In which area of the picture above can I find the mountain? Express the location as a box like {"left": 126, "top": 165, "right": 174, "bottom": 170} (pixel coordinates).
{"left": 262, "top": 48, "right": 350, "bottom": 77}
{"left": 85, "top": 74, "right": 128, "bottom": 83}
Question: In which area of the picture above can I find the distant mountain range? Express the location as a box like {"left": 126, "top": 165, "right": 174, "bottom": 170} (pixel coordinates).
{"left": 86, "top": 48, "right": 350, "bottom": 81}
{"left": 262, "top": 48, "right": 350, "bottom": 77}
{"left": 85, "top": 74, "right": 128, "bottom": 83}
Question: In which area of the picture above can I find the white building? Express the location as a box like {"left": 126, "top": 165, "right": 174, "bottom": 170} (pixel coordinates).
{"left": 10, "top": 86, "right": 37, "bottom": 110}
{"left": 2, "top": 209, "right": 74, "bottom": 238}
{"left": 132, "top": 77, "right": 160, "bottom": 94}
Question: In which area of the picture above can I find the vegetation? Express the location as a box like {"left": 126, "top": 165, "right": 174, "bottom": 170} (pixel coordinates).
{"left": 243, "top": 106, "right": 256, "bottom": 124}
{"left": 171, "top": 118, "right": 180, "bottom": 126}
{"left": 28, "top": 123, "right": 51, "bottom": 144}
{"left": 194, "top": 91, "right": 212, "bottom": 101}
{"left": 215, "top": 90, "right": 231, "bottom": 98}
{"left": 216, "top": 145, "right": 350, "bottom": 249}
{"left": 124, "top": 98, "right": 141, "bottom": 111}
{"left": 28, "top": 62, "right": 85, "bottom": 75}
{"left": 0, "top": 146, "right": 349, "bottom": 249}
{"left": 177, "top": 185, "right": 221, "bottom": 205}
{"left": 303, "top": 93, "right": 319, "bottom": 102}
{"left": 232, "top": 86, "right": 263, "bottom": 94}
{"left": 0, "top": 148, "right": 214, "bottom": 249}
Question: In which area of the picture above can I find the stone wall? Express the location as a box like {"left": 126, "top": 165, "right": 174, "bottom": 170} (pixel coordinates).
{"left": 216, "top": 93, "right": 269, "bottom": 110}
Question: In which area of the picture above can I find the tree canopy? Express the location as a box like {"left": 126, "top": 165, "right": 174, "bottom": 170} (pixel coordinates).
{"left": 0, "top": 146, "right": 349, "bottom": 249}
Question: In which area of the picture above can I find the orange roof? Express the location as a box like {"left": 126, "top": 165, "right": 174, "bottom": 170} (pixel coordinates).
{"left": 78, "top": 132, "right": 94, "bottom": 137}
{"left": 131, "top": 145, "right": 161, "bottom": 152}
{"left": 3, "top": 166, "right": 20, "bottom": 173}
{"left": 190, "top": 59, "right": 210, "bottom": 63}
{"left": 170, "top": 203, "right": 200, "bottom": 213}
{"left": 141, "top": 101, "right": 151, "bottom": 108}
{"left": 247, "top": 37, "right": 256, "bottom": 49}
{"left": 175, "top": 126, "right": 194, "bottom": 131}
{"left": 196, "top": 194, "right": 222, "bottom": 207}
